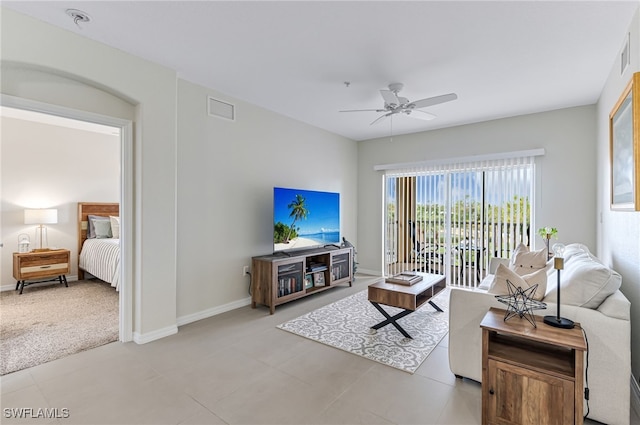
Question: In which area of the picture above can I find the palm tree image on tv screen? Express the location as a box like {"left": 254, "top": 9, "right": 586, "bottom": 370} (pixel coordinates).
{"left": 273, "top": 187, "right": 340, "bottom": 252}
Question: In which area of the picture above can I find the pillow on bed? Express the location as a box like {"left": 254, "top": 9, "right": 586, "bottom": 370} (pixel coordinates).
{"left": 93, "top": 219, "right": 113, "bottom": 238}
{"left": 110, "top": 216, "right": 120, "bottom": 239}
{"left": 87, "top": 215, "right": 111, "bottom": 238}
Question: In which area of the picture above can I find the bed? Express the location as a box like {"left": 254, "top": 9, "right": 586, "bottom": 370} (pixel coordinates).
{"left": 77, "top": 202, "right": 121, "bottom": 290}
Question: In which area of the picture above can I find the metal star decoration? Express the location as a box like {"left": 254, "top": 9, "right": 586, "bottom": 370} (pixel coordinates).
{"left": 495, "top": 279, "right": 547, "bottom": 327}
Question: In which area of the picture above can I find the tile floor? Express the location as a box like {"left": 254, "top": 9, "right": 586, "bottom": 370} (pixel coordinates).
{"left": 0, "top": 275, "right": 637, "bottom": 424}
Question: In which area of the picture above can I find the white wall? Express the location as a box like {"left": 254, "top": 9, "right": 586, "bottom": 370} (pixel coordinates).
{"left": 0, "top": 116, "right": 119, "bottom": 287}
{"left": 597, "top": 8, "right": 640, "bottom": 379}
{"left": 176, "top": 79, "right": 358, "bottom": 320}
{"left": 357, "top": 106, "right": 597, "bottom": 274}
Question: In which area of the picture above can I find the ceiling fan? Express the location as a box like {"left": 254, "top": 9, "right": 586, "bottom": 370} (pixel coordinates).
{"left": 340, "top": 83, "right": 458, "bottom": 125}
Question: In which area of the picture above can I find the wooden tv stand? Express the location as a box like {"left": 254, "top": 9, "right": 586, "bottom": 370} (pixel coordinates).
{"left": 251, "top": 246, "right": 353, "bottom": 314}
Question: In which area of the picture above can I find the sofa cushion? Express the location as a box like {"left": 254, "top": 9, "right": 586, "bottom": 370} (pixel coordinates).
{"left": 477, "top": 274, "right": 493, "bottom": 290}
{"left": 488, "top": 263, "right": 547, "bottom": 301}
{"left": 562, "top": 243, "right": 590, "bottom": 261}
{"left": 544, "top": 250, "right": 622, "bottom": 309}
{"left": 509, "top": 243, "right": 548, "bottom": 276}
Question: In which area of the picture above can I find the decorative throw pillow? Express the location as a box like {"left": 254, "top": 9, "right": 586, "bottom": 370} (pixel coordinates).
{"left": 509, "top": 243, "right": 548, "bottom": 276}
{"left": 488, "top": 263, "right": 547, "bottom": 301}
{"left": 545, "top": 251, "right": 621, "bottom": 309}
{"left": 110, "top": 216, "right": 120, "bottom": 239}
{"left": 87, "top": 215, "right": 110, "bottom": 238}
{"left": 477, "top": 275, "right": 493, "bottom": 291}
{"left": 93, "top": 219, "right": 112, "bottom": 238}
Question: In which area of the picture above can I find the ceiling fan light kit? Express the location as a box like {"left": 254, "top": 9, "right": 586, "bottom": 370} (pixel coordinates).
{"left": 340, "top": 83, "right": 458, "bottom": 125}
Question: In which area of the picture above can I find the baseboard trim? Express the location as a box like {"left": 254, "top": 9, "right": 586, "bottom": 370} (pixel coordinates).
{"left": 176, "top": 277, "right": 389, "bottom": 327}
{"left": 176, "top": 296, "right": 252, "bottom": 327}
{"left": 356, "top": 268, "right": 382, "bottom": 277}
{"left": 631, "top": 374, "right": 640, "bottom": 420}
{"left": 133, "top": 324, "right": 178, "bottom": 344}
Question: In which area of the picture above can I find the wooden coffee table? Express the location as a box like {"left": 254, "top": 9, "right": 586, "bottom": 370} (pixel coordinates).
{"left": 367, "top": 272, "right": 446, "bottom": 339}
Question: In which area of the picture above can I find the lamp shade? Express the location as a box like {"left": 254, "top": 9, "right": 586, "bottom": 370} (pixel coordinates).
{"left": 24, "top": 208, "right": 58, "bottom": 225}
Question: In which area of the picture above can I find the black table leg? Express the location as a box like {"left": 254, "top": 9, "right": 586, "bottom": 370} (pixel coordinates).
{"left": 16, "top": 275, "right": 68, "bottom": 294}
{"left": 370, "top": 302, "right": 414, "bottom": 339}
{"left": 429, "top": 300, "right": 444, "bottom": 312}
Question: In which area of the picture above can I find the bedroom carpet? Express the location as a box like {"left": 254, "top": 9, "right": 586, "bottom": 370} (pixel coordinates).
{"left": 277, "top": 286, "right": 450, "bottom": 374}
{"left": 0, "top": 280, "right": 118, "bottom": 376}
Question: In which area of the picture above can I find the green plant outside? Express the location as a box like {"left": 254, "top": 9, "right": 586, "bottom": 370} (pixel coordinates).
{"left": 387, "top": 195, "right": 532, "bottom": 265}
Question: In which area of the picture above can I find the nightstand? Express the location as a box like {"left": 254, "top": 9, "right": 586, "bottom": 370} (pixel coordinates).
{"left": 13, "top": 249, "right": 71, "bottom": 294}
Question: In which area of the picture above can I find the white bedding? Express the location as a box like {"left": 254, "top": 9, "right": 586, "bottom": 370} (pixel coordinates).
{"left": 79, "top": 238, "right": 121, "bottom": 290}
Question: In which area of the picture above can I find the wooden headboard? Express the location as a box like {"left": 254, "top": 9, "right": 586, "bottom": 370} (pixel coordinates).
{"left": 77, "top": 202, "right": 119, "bottom": 279}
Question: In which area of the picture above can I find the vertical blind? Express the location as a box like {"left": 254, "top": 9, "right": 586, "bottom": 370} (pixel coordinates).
{"left": 383, "top": 153, "right": 537, "bottom": 287}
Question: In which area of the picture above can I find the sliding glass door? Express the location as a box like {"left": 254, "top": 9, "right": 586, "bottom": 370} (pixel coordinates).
{"left": 384, "top": 156, "right": 534, "bottom": 287}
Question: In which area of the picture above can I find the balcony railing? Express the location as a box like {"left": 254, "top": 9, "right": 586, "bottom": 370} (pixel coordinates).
{"left": 385, "top": 220, "right": 530, "bottom": 287}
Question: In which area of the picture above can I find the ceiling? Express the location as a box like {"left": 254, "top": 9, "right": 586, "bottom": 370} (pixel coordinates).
{"left": 3, "top": 1, "right": 638, "bottom": 141}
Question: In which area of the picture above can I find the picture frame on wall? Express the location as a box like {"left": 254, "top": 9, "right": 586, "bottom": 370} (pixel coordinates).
{"left": 610, "top": 72, "right": 640, "bottom": 211}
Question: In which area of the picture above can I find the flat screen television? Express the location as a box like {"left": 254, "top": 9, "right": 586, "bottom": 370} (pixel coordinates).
{"left": 273, "top": 187, "right": 340, "bottom": 253}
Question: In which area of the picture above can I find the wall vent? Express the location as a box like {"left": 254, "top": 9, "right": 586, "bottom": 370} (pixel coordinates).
{"left": 207, "top": 96, "right": 235, "bottom": 121}
{"left": 621, "top": 32, "right": 630, "bottom": 75}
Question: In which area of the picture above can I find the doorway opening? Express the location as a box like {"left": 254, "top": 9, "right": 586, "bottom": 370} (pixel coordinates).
{"left": 1, "top": 94, "right": 133, "bottom": 343}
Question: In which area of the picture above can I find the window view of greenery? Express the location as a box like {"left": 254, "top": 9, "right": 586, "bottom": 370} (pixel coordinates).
{"left": 385, "top": 168, "right": 532, "bottom": 285}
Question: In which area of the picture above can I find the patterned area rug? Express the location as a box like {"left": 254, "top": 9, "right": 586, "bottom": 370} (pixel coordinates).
{"left": 0, "top": 280, "right": 118, "bottom": 375}
{"left": 277, "top": 286, "right": 450, "bottom": 373}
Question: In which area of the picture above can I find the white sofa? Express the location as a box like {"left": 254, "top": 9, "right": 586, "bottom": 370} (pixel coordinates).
{"left": 448, "top": 244, "right": 631, "bottom": 425}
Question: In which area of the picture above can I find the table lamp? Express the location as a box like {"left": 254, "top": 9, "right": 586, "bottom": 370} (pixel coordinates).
{"left": 543, "top": 243, "right": 575, "bottom": 329}
{"left": 24, "top": 208, "right": 58, "bottom": 251}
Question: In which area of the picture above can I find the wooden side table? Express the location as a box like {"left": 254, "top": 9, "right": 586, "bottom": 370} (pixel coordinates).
{"left": 13, "top": 249, "right": 71, "bottom": 294}
{"left": 480, "top": 307, "right": 587, "bottom": 425}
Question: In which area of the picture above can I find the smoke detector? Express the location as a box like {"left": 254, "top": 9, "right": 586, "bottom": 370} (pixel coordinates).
{"left": 66, "top": 9, "right": 91, "bottom": 28}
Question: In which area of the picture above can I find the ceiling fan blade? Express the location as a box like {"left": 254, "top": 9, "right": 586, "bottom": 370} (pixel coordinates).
{"left": 370, "top": 112, "right": 394, "bottom": 125}
{"left": 407, "top": 109, "right": 436, "bottom": 121}
{"left": 380, "top": 89, "right": 400, "bottom": 106}
{"left": 411, "top": 93, "right": 458, "bottom": 109}
{"left": 339, "top": 108, "right": 386, "bottom": 113}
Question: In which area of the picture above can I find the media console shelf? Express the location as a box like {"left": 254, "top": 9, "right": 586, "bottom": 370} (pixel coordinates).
{"left": 251, "top": 246, "right": 353, "bottom": 314}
